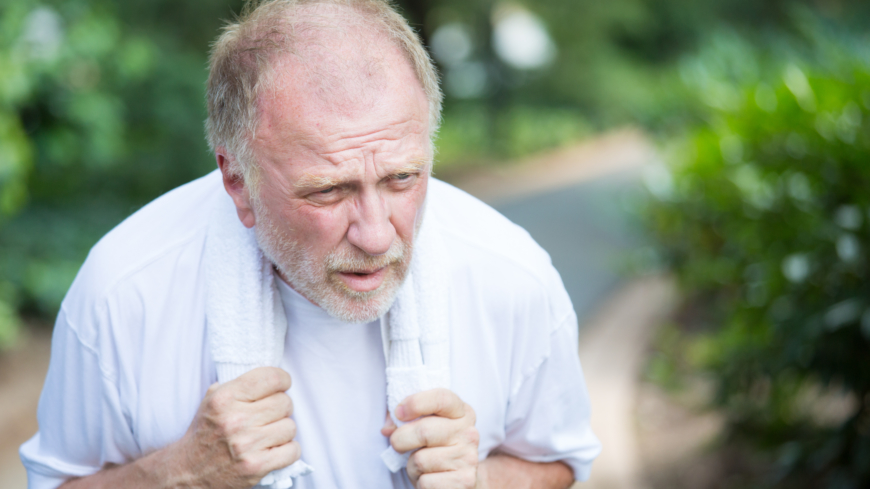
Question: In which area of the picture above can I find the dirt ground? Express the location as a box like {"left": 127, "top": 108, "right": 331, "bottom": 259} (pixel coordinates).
{"left": 0, "top": 325, "right": 52, "bottom": 488}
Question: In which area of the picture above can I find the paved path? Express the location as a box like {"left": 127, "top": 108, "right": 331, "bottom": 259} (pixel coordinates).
{"left": 573, "top": 276, "right": 676, "bottom": 489}
{"left": 449, "top": 128, "right": 678, "bottom": 488}
{"left": 495, "top": 173, "right": 644, "bottom": 325}
{"left": 449, "top": 128, "right": 654, "bottom": 325}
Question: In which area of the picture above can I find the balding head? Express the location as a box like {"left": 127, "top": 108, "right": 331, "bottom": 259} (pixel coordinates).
{"left": 205, "top": 0, "right": 442, "bottom": 190}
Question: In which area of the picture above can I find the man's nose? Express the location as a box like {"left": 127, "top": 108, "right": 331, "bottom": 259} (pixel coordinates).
{"left": 346, "top": 189, "right": 395, "bottom": 256}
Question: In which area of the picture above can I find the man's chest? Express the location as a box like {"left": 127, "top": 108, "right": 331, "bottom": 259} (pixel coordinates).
{"left": 278, "top": 318, "right": 395, "bottom": 488}
{"left": 126, "top": 289, "right": 517, "bottom": 482}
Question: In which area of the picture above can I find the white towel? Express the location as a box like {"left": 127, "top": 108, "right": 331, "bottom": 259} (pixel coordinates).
{"left": 204, "top": 192, "right": 450, "bottom": 488}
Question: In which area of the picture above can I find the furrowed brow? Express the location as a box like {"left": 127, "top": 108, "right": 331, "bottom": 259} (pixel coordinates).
{"left": 295, "top": 159, "right": 430, "bottom": 189}
{"left": 295, "top": 173, "right": 341, "bottom": 189}
{"left": 391, "top": 159, "right": 430, "bottom": 175}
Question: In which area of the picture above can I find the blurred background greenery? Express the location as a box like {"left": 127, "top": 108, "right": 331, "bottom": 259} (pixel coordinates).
{"left": 643, "top": 13, "right": 870, "bottom": 487}
{"left": 2, "top": 0, "right": 870, "bottom": 486}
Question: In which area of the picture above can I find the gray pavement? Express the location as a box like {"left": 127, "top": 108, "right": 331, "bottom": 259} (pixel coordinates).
{"left": 450, "top": 131, "right": 672, "bottom": 488}
{"left": 489, "top": 172, "right": 679, "bottom": 489}
{"left": 494, "top": 171, "right": 645, "bottom": 325}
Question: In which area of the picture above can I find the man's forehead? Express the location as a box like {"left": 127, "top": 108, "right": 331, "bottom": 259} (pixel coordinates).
{"left": 256, "top": 9, "right": 414, "bottom": 116}
{"left": 255, "top": 41, "right": 425, "bottom": 138}
{"left": 253, "top": 42, "right": 429, "bottom": 155}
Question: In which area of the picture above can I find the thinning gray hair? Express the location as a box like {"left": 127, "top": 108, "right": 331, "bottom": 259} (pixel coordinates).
{"left": 205, "top": 0, "right": 442, "bottom": 191}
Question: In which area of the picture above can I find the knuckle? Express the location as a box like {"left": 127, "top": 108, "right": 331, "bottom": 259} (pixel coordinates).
{"left": 238, "top": 454, "right": 263, "bottom": 477}
{"left": 437, "top": 389, "right": 452, "bottom": 411}
{"left": 207, "top": 390, "right": 232, "bottom": 412}
{"left": 415, "top": 423, "right": 432, "bottom": 446}
{"left": 403, "top": 396, "right": 417, "bottom": 417}
{"left": 282, "top": 393, "right": 294, "bottom": 416}
{"left": 461, "top": 469, "right": 477, "bottom": 488}
{"left": 409, "top": 450, "right": 428, "bottom": 474}
{"left": 282, "top": 418, "right": 297, "bottom": 439}
{"left": 464, "top": 427, "right": 480, "bottom": 446}
{"left": 465, "top": 403, "right": 477, "bottom": 424}
{"left": 463, "top": 449, "right": 479, "bottom": 467}
{"left": 417, "top": 475, "right": 434, "bottom": 489}
{"left": 205, "top": 393, "right": 222, "bottom": 412}
{"left": 221, "top": 412, "right": 245, "bottom": 435}
{"left": 257, "top": 368, "right": 278, "bottom": 389}
{"left": 229, "top": 437, "right": 249, "bottom": 458}
{"left": 284, "top": 440, "right": 302, "bottom": 465}
{"left": 267, "top": 368, "right": 284, "bottom": 387}
{"left": 265, "top": 367, "right": 290, "bottom": 389}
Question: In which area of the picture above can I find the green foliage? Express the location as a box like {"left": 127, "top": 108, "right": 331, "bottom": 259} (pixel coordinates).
{"left": 645, "top": 18, "right": 870, "bottom": 487}
{"left": 436, "top": 103, "right": 591, "bottom": 168}
{"left": 413, "top": 0, "right": 870, "bottom": 134}
{"left": 0, "top": 0, "right": 239, "bottom": 344}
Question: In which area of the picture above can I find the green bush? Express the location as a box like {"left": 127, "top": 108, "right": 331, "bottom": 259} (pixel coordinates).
{"left": 0, "top": 0, "right": 235, "bottom": 345}
{"left": 645, "top": 19, "right": 870, "bottom": 487}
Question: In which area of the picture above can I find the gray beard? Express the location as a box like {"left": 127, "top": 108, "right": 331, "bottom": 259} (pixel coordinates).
{"left": 253, "top": 204, "right": 411, "bottom": 323}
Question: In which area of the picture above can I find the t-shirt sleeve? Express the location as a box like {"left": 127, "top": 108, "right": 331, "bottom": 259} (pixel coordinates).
{"left": 19, "top": 304, "right": 139, "bottom": 489}
{"left": 499, "top": 314, "right": 602, "bottom": 481}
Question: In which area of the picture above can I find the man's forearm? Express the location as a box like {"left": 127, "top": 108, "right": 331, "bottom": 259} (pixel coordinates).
{"left": 60, "top": 445, "right": 574, "bottom": 489}
{"left": 477, "top": 453, "right": 575, "bottom": 489}
{"left": 58, "top": 445, "right": 190, "bottom": 489}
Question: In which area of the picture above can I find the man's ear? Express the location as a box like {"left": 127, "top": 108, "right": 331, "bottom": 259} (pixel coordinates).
{"left": 215, "top": 150, "right": 257, "bottom": 229}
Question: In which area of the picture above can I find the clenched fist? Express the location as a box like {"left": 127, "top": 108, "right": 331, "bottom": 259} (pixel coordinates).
{"left": 170, "top": 367, "right": 301, "bottom": 488}
{"left": 382, "top": 388, "right": 480, "bottom": 489}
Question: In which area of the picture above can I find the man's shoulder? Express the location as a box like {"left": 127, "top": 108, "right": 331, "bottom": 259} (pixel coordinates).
{"left": 428, "top": 179, "right": 573, "bottom": 323}
{"left": 67, "top": 170, "right": 222, "bottom": 310}
{"left": 429, "top": 179, "right": 554, "bottom": 277}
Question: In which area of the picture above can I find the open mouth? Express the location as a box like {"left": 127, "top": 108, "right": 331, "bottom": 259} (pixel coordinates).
{"left": 336, "top": 266, "right": 388, "bottom": 293}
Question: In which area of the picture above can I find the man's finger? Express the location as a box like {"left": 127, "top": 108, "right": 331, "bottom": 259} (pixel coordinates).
{"left": 260, "top": 440, "right": 302, "bottom": 474}
{"left": 390, "top": 415, "right": 475, "bottom": 453}
{"left": 230, "top": 367, "right": 292, "bottom": 402}
{"left": 253, "top": 417, "right": 297, "bottom": 450}
{"left": 397, "top": 388, "right": 465, "bottom": 421}
{"left": 415, "top": 468, "right": 478, "bottom": 489}
{"left": 246, "top": 392, "right": 293, "bottom": 426}
{"left": 381, "top": 410, "right": 398, "bottom": 437}
{"left": 406, "top": 444, "right": 478, "bottom": 480}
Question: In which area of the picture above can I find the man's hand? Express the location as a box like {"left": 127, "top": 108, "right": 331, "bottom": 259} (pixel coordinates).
{"left": 170, "top": 366, "right": 300, "bottom": 488}
{"left": 381, "top": 388, "right": 480, "bottom": 489}
{"left": 58, "top": 367, "right": 300, "bottom": 489}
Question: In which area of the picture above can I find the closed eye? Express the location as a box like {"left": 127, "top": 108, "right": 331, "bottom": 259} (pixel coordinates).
{"left": 394, "top": 173, "right": 411, "bottom": 180}
{"left": 319, "top": 186, "right": 336, "bottom": 194}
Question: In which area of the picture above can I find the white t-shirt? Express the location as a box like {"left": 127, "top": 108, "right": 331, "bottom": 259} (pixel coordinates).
{"left": 276, "top": 280, "right": 396, "bottom": 488}
{"left": 19, "top": 171, "right": 601, "bottom": 489}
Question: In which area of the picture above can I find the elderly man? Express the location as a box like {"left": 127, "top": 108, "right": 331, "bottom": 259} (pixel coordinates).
{"left": 20, "top": 1, "right": 600, "bottom": 488}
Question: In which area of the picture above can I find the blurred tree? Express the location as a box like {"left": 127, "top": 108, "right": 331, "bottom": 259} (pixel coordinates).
{"left": 417, "top": 0, "right": 870, "bottom": 160}
{"left": 646, "top": 15, "right": 870, "bottom": 487}
{"left": 0, "top": 0, "right": 242, "bottom": 343}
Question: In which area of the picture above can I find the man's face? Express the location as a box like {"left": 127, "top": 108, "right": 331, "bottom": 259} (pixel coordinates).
{"left": 245, "top": 47, "right": 431, "bottom": 323}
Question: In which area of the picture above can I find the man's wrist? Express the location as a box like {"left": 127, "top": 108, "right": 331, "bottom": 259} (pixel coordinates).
{"left": 133, "top": 440, "right": 197, "bottom": 488}
{"left": 58, "top": 442, "right": 195, "bottom": 489}
{"left": 475, "top": 460, "right": 490, "bottom": 489}
{"left": 475, "top": 452, "right": 575, "bottom": 489}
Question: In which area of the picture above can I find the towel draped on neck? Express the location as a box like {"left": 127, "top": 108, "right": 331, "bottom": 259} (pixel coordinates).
{"left": 204, "top": 192, "right": 450, "bottom": 488}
